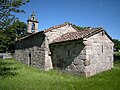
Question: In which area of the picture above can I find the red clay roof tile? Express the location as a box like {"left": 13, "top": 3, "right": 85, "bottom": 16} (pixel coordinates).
{"left": 51, "top": 28, "right": 103, "bottom": 44}
{"left": 43, "top": 22, "right": 71, "bottom": 33}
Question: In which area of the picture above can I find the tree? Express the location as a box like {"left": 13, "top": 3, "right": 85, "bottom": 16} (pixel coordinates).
{"left": 0, "top": 0, "right": 29, "bottom": 52}
{"left": 12, "top": 20, "right": 27, "bottom": 39}
{"left": 0, "top": 0, "right": 30, "bottom": 30}
{"left": 113, "top": 39, "right": 120, "bottom": 52}
{"left": 0, "top": 20, "right": 27, "bottom": 52}
{"left": 72, "top": 24, "right": 91, "bottom": 30}
{"left": 0, "top": 30, "right": 6, "bottom": 52}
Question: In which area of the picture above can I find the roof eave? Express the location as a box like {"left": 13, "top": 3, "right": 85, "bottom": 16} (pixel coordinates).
{"left": 16, "top": 31, "right": 45, "bottom": 42}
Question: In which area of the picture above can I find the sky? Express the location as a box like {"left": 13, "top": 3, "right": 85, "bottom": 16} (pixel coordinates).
{"left": 16, "top": 0, "right": 120, "bottom": 40}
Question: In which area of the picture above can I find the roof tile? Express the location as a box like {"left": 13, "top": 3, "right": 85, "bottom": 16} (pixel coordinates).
{"left": 44, "top": 22, "right": 71, "bottom": 33}
{"left": 51, "top": 28, "right": 103, "bottom": 44}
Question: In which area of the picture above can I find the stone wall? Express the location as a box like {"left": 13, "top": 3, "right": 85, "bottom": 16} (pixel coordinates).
{"left": 45, "top": 24, "right": 76, "bottom": 43}
{"left": 15, "top": 25, "right": 114, "bottom": 76}
{"left": 15, "top": 25, "right": 77, "bottom": 71}
{"left": 44, "top": 24, "right": 77, "bottom": 70}
{"left": 50, "top": 40, "right": 87, "bottom": 75}
{"left": 27, "top": 21, "right": 38, "bottom": 33}
{"left": 15, "top": 32, "right": 46, "bottom": 69}
{"left": 0, "top": 53, "right": 12, "bottom": 59}
{"left": 50, "top": 31, "right": 114, "bottom": 77}
{"left": 84, "top": 31, "right": 114, "bottom": 76}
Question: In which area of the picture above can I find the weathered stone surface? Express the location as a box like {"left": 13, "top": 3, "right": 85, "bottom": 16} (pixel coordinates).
{"left": 50, "top": 31, "right": 114, "bottom": 77}
{"left": 76, "top": 65, "right": 85, "bottom": 72}
{"left": 15, "top": 33, "right": 46, "bottom": 69}
{"left": 45, "top": 25, "right": 76, "bottom": 43}
{"left": 15, "top": 22, "right": 114, "bottom": 77}
{"left": 83, "top": 60, "right": 91, "bottom": 66}
{"left": 27, "top": 12, "right": 38, "bottom": 33}
{"left": 84, "top": 32, "right": 114, "bottom": 76}
{"left": 0, "top": 53, "right": 12, "bottom": 59}
{"left": 73, "top": 58, "right": 83, "bottom": 65}
{"left": 50, "top": 40, "right": 85, "bottom": 74}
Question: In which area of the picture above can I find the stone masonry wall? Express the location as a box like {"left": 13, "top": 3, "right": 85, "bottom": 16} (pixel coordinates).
{"left": 15, "top": 33, "right": 46, "bottom": 69}
{"left": 84, "top": 31, "right": 114, "bottom": 77}
{"left": 44, "top": 24, "right": 77, "bottom": 70}
{"left": 50, "top": 31, "right": 114, "bottom": 77}
{"left": 50, "top": 40, "right": 87, "bottom": 75}
{"left": 45, "top": 24, "right": 76, "bottom": 43}
{"left": 27, "top": 21, "right": 38, "bottom": 33}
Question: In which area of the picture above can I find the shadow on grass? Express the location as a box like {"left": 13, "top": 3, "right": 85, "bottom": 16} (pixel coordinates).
{"left": 0, "top": 60, "right": 20, "bottom": 77}
{"left": 114, "top": 59, "right": 120, "bottom": 64}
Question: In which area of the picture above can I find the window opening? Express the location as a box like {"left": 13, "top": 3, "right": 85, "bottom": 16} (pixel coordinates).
{"left": 28, "top": 53, "right": 31, "bottom": 66}
{"left": 67, "top": 50, "right": 70, "bottom": 56}
{"left": 102, "top": 44, "right": 103, "bottom": 52}
{"left": 31, "top": 23, "right": 35, "bottom": 33}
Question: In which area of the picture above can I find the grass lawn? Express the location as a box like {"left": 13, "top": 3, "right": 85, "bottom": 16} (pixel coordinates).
{"left": 0, "top": 58, "right": 120, "bottom": 90}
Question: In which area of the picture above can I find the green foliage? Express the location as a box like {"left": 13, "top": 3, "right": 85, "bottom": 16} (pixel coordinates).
{"left": 114, "top": 52, "right": 120, "bottom": 62}
{"left": 0, "top": 0, "right": 29, "bottom": 52}
{"left": 113, "top": 39, "right": 120, "bottom": 51}
{"left": 0, "top": 0, "right": 30, "bottom": 30}
{"left": 0, "top": 29, "right": 15, "bottom": 52}
{"left": 0, "top": 20, "right": 27, "bottom": 52}
{"left": 73, "top": 24, "right": 91, "bottom": 30}
{"left": 0, "top": 58, "right": 120, "bottom": 90}
{"left": 12, "top": 20, "right": 27, "bottom": 39}
{"left": 114, "top": 52, "right": 120, "bottom": 56}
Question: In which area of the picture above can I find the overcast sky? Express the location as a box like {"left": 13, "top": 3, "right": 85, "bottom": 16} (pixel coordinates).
{"left": 16, "top": 0, "right": 120, "bottom": 40}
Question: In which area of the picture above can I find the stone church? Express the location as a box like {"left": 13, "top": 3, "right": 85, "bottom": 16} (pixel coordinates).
{"left": 15, "top": 13, "right": 114, "bottom": 77}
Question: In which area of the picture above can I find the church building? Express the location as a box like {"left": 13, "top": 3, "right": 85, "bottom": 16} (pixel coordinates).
{"left": 15, "top": 13, "right": 114, "bottom": 77}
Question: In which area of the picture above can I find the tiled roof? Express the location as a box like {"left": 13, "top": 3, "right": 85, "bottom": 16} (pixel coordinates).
{"left": 43, "top": 22, "right": 71, "bottom": 33}
{"left": 17, "top": 22, "right": 107, "bottom": 42}
{"left": 16, "top": 22, "right": 72, "bottom": 41}
{"left": 51, "top": 28, "right": 103, "bottom": 44}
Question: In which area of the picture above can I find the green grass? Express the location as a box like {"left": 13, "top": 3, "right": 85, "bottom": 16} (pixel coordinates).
{"left": 114, "top": 52, "right": 120, "bottom": 57}
{"left": 0, "top": 58, "right": 120, "bottom": 90}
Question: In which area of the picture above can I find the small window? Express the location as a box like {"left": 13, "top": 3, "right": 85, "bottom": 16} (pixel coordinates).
{"left": 102, "top": 31, "right": 104, "bottom": 36}
{"left": 67, "top": 50, "right": 70, "bottom": 56}
{"left": 102, "top": 45, "right": 103, "bottom": 52}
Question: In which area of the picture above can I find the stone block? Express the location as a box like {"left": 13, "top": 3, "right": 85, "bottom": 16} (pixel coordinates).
{"left": 67, "top": 64, "right": 76, "bottom": 70}
{"left": 80, "top": 49, "right": 86, "bottom": 55}
{"left": 76, "top": 65, "right": 85, "bottom": 72}
{"left": 83, "top": 60, "right": 91, "bottom": 66}
{"left": 73, "top": 58, "right": 83, "bottom": 65}
{"left": 2, "top": 53, "right": 12, "bottom": 59}
{"left": 80, "top": 72, "right": 86, "bottom": 76}
{"left": 85, "top": 72, "right": 90, "bottom": 77}
{"left": 78, "top": 55, "right": 86, "bottom": 60}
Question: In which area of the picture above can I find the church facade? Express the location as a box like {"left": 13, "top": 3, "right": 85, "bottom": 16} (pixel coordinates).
{"left": 15, "top": 13, "right": 114, "bottom": 77}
